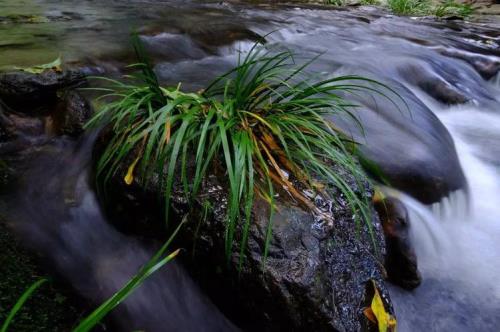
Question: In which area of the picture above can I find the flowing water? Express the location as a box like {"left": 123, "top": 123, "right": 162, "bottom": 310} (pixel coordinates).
{"left": 385, "top": 101, "right": 500, "bottom": 331}
{"left": 0, "top": 133, "right": 237, "bottom": 331}
{"left": 1, "top": 0, "right": 500, "bottom": 331}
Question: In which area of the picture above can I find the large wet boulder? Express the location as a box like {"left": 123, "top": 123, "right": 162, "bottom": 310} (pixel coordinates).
{"left": 177, "top": 190, "right": 390, "bottom": 332}
{"left": 100, "top": 151, "right": 393, "bottom": 331}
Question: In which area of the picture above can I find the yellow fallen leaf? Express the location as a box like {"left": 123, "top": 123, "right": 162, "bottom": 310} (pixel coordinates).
{"left": 368, "top": 280, "right": 397, "bottom": 332}
{"left": 124, "top": 156, "right": 141, "bottom": 185}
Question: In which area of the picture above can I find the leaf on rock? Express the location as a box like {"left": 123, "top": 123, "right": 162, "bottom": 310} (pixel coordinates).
{"left": 364, "top": 280, "right": 397, "bottom": 332}
{"left": 124, "top": 157, "right": 141, "bottom": 185}
{"left": 15, "top": 57, "right": 62, "bottom": 74}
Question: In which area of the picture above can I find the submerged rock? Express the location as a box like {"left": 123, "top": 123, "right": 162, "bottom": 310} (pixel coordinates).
{"left": 439, "top": 48, "right": 500, "bottom": 80}
{"left": 0, "top": 102, "right": 45, "bottom": 155}
{"left": 400, "top": 65, "right": 470, "bottom": 105}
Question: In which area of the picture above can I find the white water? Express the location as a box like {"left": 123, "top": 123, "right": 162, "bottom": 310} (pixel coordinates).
{"left": 387, "top": 97, "right": 500, "bottom": 331}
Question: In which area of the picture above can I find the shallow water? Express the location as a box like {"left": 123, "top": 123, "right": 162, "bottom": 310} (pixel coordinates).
{"left": 1, "top": 0, "right": 500, "bottom": 331}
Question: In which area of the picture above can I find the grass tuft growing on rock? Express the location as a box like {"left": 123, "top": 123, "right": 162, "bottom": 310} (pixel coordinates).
{"left": 387, "top": 0, "right": 474, "bottom": 17}
{"left": 388, "top": 0, "right": 431, "bottom": 16}
{"left": 324, "top": 0, "right": 345, "bottom": 6}
{"left": 434, "top": 0, "right": 474, "bottom": 18}
{"left": 87, "top": 35, "right": 395, "bottom": 263}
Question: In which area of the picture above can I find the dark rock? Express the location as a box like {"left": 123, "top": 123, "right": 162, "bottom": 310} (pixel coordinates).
{"left": 0, "top": 70, "right": 86, "bottom": 112}
{"left": 400, "top": 65, "right": 470, "bottom": 105}
{"left": 189, "top": 26, "right": 264, "bottom": 50}
{"left": 444, "top": 15, "right": 464, "bottom": 21}
{"left": 5, "top": 112, "right": 45, "bottom": 137}
{"left": 101, "top": 155, "right": 392, "bottom": 331}
{"left": 0, "top": 102, "right": 45, "bottom": 156}
{"left": 374, "top": 196, "right": 421, "bottom": 290}
{"left": 0, "top": 70, "right": 91, "bottom": 152}
{"left": 55, "top": 91, "right": 93, "bottom": 136}
{"left": 0, "top": 103, "right": 15, "bottom": 141}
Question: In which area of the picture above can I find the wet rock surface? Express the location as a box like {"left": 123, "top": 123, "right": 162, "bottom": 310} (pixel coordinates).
{"left": 0, "top": 70, "right": 92, "bottom": 141}
{"left": 55, "top": 90, "right": 93, "bottom": 136}
{"left": 0, "top": 102, "right": 46, "bottom": 156}
{"left": 0, "top": 70, "right": 86, "bottom": 111}
{"left": 101, "top": 154, "right": 392, "bottom": 332}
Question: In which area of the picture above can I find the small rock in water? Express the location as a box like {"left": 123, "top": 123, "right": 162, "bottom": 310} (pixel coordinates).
{"left": 56, "top": 90, "right": 93, "bottom": 137}
{"left": 374, "top": 196, "right": 422, "bottom": 290}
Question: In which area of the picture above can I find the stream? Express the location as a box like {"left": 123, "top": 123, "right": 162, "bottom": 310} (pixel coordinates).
{"left": 1, "top": 0, "right": 500, "bottom": 331}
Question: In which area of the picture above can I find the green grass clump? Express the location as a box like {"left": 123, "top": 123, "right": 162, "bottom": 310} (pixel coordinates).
{"left": 360, "top": 0, "right": 381, "bottom": 5}
{"left": 388, "top": 0, "right": 431, "bottom": 15}
{"left": 87, "top": 35, "right": 395, "bottom": 263}
{"left": 324, "top": 0, "right": 345, "bottom": 6}
{"left": 387, "top": 0, "right": 474, "bottom": 17}
{"left": 434, "top": 0, "right": 474, "bottom": 18}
